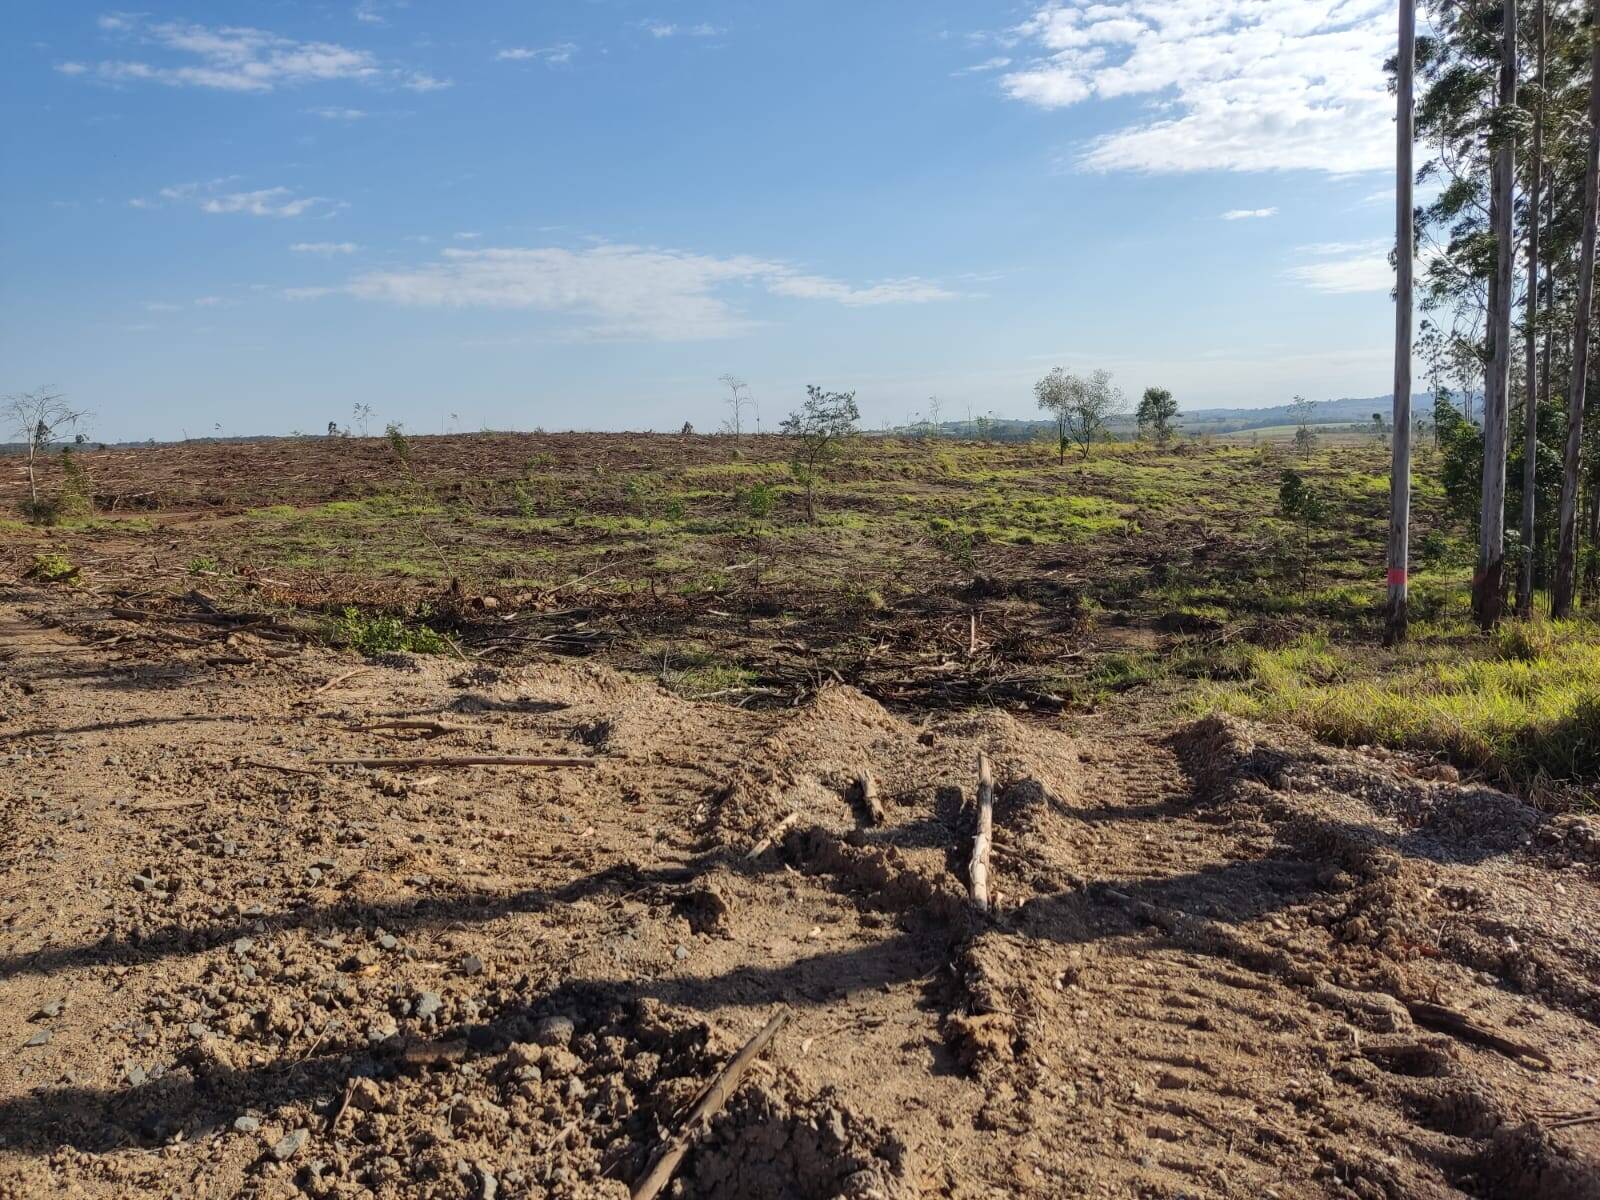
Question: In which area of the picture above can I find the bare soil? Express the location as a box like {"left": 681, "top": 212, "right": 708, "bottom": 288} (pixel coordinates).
{"left": 2, "top": 582, "right": 1598, "bottom": 1199}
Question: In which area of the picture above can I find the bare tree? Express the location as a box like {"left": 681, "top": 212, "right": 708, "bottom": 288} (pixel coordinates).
{"left": 926, "top": 395, "right": 943, "bottom": 439}
{"left": 353, "top": 402, "right": 375, "bottom": 438}
{"left": 1387, "top": 0, "right": 1416, "bottom": 646}
{"left": 1474, "top": 0, "right": 1517, "bottom": 630}
{"left": 718, "top": 375, "right": 753, "bottom": 439}
{"left": 1555, "top": 8, "right": 1600, "bottom": 618}
{"left": 4, "top": 387, "right": 89, "bottom": 511}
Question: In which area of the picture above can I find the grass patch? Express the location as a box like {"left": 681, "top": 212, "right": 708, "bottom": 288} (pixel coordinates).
{"left": 326, "top": 605, "right": 450, "bottom": 656}
{"left": 1202, "top": 621, "right": 1600, "bottom": 793}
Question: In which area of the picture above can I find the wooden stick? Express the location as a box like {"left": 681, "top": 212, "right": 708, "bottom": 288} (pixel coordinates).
{"left": 236, "top": 758, "right": 319, "bottom": 777}
{"left": 745, "top": 811, "right": 799, "bottom": 860}
{"left": 312, "top": 668, "right": 368, "bottom": 696}
{"left": 1405, "top": 1000, "right": 1553, "bottom": 1068}
{"left": 968, "top": 611, "right": 979, "bottom": 656}
{"left": 348, "top": 718, "right": 466, "bottom": 737}
{"left": 630, "top": 1010, "right": 789, "bottom": 1200}
{"left": 313, "top": 754, "right": 599, "bottom": 770}
{"left": 128, "top": 800, "right": 207, "bottom": 815}
{"left": 854, "top": 771, "right": 885, "bottom": 826}
{"left": 969, "top": 752, "right": 994, "bottom": 911}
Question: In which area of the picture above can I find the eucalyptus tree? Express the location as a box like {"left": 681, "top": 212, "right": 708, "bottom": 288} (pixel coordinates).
{"left": 1390, "top": 0, "right": 1418, "bottom": 645}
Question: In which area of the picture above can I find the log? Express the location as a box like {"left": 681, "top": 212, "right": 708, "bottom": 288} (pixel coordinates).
{"left": 854, "top": 771, "right": 885, "bottom": 827}
{"left": 745, "top": 811, "right": 799, "bottom": 860}
{"left": 969, "top": 752, "right": 994, "bottom": 911}
{"left": 312, "top": 754, "right": 599, "bottom": 770}
{"left": 630, "top": 1010, "right": 789, "bottom": 1200}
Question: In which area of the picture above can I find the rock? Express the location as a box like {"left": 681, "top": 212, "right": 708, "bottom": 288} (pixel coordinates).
{"left": 532, "top": 1015, "right": 575, "bottom": 1047}
{"left": 23, "top": 1029, "right": 51, "bottom": 1048}
{"left": 377, "top": 934, "right": 398, "bottom": 951}
{"left": 233, "top": 1115, "right": 261, "bottom": 1133}
{"left": 132, "top": 874, "right": 159, "bottom": 893}
{"left": 540, "top": 1047, "right": 581, "bottom": 1077}
{"left": 459, "top": 954, "right": 485, "bottom": 976}
{"left": 232, "top": 938, "right": 255, "bottom": 957}
{"left": 270, "top": 1128, "right": 309, "bottom": 1162}
{"left": 366, "top": 1015, "right": 399, "bottom": 1042}
{"left": 479, "top": 1166, "right": 498, "bottom": 1200}
{"left": 414, "top": 991, "right": 442, "bottom": 1022}
{"left": 124, "top": 1063, "right": 147, "bottom": 1086}
{"left": 33, "top": 998, "right": 65, "bottom": 1020}
{"left": 673, "top": 943, "right": 690, "bottom": 961}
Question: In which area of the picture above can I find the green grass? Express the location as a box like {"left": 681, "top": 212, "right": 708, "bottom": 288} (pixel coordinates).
{"left": 326, "top": 606, "right": 450, "bottom": 656}
{"left": 1201, "top": 620, "right": 1600, "bottom": 794}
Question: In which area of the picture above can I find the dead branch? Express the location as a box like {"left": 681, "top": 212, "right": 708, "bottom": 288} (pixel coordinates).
{"left": 630, "top": 1010, "right": 789, "bottom": 1200}
{"left": 348, "top": 718, "right": 467, "bottom": 738}
{"left": 745, "top": 811, "right": 799, "bottom": 860}
{"left": 311, "top": 668, "right": 368, "bottom": 696}
{"left": 313, "top": 754, "right": 599, "bottom": 770}
{"left": 1405, "top": 1000, "right": 1553, "bottom": 1068}
{"left": 235, "top": 758, "right": 320, "bottom": 777}
{"left": 969, "top": 751, "right": 994, "bottom": 911}
{"left": 127, "top": 800, "right": 208, "bottom": 815}
{"left": 854, "top": 770, "right": 885, "bottom": 827}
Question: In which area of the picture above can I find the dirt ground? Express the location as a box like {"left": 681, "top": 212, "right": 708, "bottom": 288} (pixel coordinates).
{"left": 2, "top": 582, "right": 1599, "bottom": 1200}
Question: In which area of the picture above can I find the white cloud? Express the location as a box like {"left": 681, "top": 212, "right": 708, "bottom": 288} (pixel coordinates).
{"left": 291, "top": 241, "right": 360, "bottom": 255}
{"left": 454, "top": 231, "right": 482, "bottom": 239}
{"left": 496, "top": 44, "right": 577, "bottom": 64}
{"left": 309, "top": 106, "right": 369, "bottom": 120}
{"left": 639, "top": 21, "right": 724, "bottom": 39}
{"left": 353, "top": 0, "right": 389, "bottom": 25}
{"left": 301, "top": 242, "right": 958, "bottom": 340}
{"left": 1000, "top": 1, "right": 1393, "bottom": 174}
{"left": 55, "top": 61, "right": 89, "bottom": 76}
{"left": 142, "top": 301, "right": 182, "bottom": 312}
{"left": 1285, "top": 239, "right": 1392, "bottom": 293}
{"left": 147, "top": 180, "right": 338, "bottom": 218}
{"left": 1221, "top": 206, "right": 1278, "bottom": 220}
{"left": 65, "top": 13, "right": 448, "bottom": 93}
{"left": 953, "top": 56, "right": 1013, "bottom": 76}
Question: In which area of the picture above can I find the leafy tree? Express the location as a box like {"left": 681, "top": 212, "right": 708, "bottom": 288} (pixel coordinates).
{"left": 1278, "top": 467, "right": 1327, "bottom": 579}
{"left": 1435, "top": 391, "right": 1485, "bottom": 528}
{"left": 781, "top": 386, "right": 859, "bottom": 522}
{"left": 1290, "top": 394, "right": 1318, "bottom": 458}
{"left": 1136, "top": 386, "right": 1178, "bottom": 445}
{"left": 1034, "top": 368, "right": 1072, "bottom": 463}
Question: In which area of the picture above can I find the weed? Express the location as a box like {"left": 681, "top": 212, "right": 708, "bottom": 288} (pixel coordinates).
{"left": 327, "top": 605, "right": 449, "bottom": 655}
{"left": 26, "top": 551, "right": 79, "bottom": 583}
{"left": 188, "top": 555, "right": 220, "bottom": 575}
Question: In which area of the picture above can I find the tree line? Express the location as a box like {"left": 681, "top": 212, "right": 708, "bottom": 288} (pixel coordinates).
{"left": 1399, "top": 0, "right": 1600, "bottom": 635}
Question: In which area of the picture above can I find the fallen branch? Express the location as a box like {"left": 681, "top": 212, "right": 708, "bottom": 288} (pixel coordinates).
{"left": 312, "top": 754, "right": 599, "bottom": 770}
{"left": 854, "top": 770, "right": 885, "bottom": 827}
{"left": 128, "top": 800, "right": 208, "bottom": 815}
{"left": 630, "top": 1010, "right": 789, "bottom": 1200}
{"left": 236, "top": 758, "right": 319, "bottom": 777}
{"left": 745, "top": 811, "right": 799, "bottom": 860}
{"left": 1405, "top": 1000, "right": 1553, "bottom": 1068}
{"left": 969, "top": 751, "right": 994, "bottom": 911}
{"left": 312, "top": 668, "right": 368, "bottom": 696}
{"left": 348, "top": 718, "right": 467, "bottom": 738}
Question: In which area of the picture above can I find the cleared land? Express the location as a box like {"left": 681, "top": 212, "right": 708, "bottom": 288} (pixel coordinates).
{"left": 1, "top": 432, "right": 1598, "bottom": 1198}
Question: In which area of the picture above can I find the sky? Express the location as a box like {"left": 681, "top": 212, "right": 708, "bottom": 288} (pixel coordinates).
{"left": 2, "top": 1, "right": 1412, "bottom": 442}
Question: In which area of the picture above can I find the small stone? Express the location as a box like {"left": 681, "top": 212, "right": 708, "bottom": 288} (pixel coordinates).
{"left": 132, "top": 874, "right": 159, "bottom": 893}
{"left": 673, "top": 944, "right": 690, "bottom": 961}
{"left": 188, "top": 1022, "right": 209, "bottom": 1039}
{"left": 23, "top": 1029, "right": 51, "bottom": 1048}
{"left": 532, "top": 1015, "right": 575, "bottom": 1047}
{"left": 459, "top": 954, "right": 484, "bottom": 976}
{"left": 270, "top": 1128, "right": 309, "bottom": 1162}
{"left": 377, "top": 934, "right": 398, "bottom": 951}
{"left": 34, "top": 998, "right": 65, "bottom": 1020}
{"left": 366, "top": 1015, "right": 399, "bottom": 1042}
{"left": 232, "top": 938, "right": 255, "bottom": 957}
{"left": 233, "top": 1115, "right": 260, "bottom": 1133}
{"left": 414, "top": 991, "right": 442, "bottom": 1022}
{"left": 124, "top": 1063, "right": 147, "bottom": 1086}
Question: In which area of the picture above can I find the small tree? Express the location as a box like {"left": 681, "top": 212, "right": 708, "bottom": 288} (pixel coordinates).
{"left": 781, "top": 386, "right": 859, "bottom": 522}
{"left": 1136, "top": 386, "right": 1178, "bottom": 446}
{"left": 1278, "top": 467, "right": 1326, "bottom": 580}
{"left": 1290, "top": 394, "right": 1318, "bottom": 458}
{"left": 4, "top": 387, "right": 89, "bottom": 514}
{"left": 353, "top": 403, "right": 375, "bottom": 438}
{"left": 1035, "top": 367, "right": 1073, "bottom": 464}
{"left": 718, "top": 374, "right": 753, "bottom": 439}
{"left": 1064, "top": 369, "right": 1122, "bottom": 459}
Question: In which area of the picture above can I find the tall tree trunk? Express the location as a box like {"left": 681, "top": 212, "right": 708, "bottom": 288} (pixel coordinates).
{"left": 1387, "top": 0, "right": 1417, "bottom": 646}
{"left": 1475, "top": 0, "right": 1518, "bottom": 631}
{"left": 1517, "top": 0, "right": 1545, "bottom": 618}
{"left": 1555, "top": 9, "right": 1600, "bottom": 617}
{"left": 1585, "top": 465, "right": 1600, "bottom": 602}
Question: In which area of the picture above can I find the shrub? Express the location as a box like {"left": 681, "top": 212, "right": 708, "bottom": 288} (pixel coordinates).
{"left": 26, "top": 551, "right": 78, "bottom": 583}
{"left": 736, "top": 482, "right": 776, "bottom": 520}
{"left": 328, "top": 606, "right": 448, "bottom": 655}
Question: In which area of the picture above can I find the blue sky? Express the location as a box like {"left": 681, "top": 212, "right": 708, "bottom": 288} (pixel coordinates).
{"left": 3, "top": 2, "right": 1407, "bottom": 442}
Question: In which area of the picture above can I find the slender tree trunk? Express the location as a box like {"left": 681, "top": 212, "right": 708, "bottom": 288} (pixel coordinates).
{"left": 1387, "top": 0, "right": 1416, "bottom": 646}
{"left": 1555, "top": 11, "right": 1600, "bottom": 617}
{"left": 1517, "top": 0, "right": 1545, "bottom": 618}
{"left": 1475, "top": 0, "right": 1518, "bottom": 631}
{"left": 1585, "top": 466, "right": 1600, "bottom": 602}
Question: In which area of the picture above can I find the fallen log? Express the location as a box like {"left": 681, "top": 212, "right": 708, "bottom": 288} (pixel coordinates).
{"left": 969, "top": 752, "right": 994, "bottom": 911}
{"left": 630, "top": 1010, "right": 789, "bottom": 1200}
{"left": 313, "top": 754, "right": 599, "bottom": 770}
